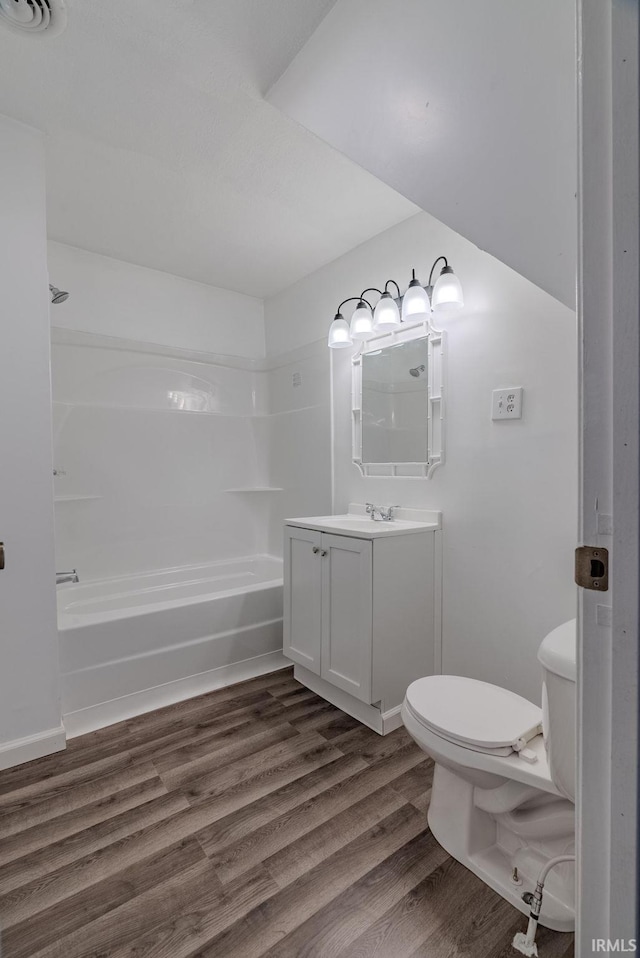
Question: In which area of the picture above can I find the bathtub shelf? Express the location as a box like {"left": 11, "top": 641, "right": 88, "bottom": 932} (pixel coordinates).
{"left": 223, "top": 487, "right": 284, "bottom": 493}
{"left": 54, "top": 494, "right": 103, "bottom": 502}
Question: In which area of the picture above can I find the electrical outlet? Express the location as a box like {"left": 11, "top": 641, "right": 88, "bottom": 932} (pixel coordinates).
{"left": 492, "top": 387, "right": 523, "bottom": 420}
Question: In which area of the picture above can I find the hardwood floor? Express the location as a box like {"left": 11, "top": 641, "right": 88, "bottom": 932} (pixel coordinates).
{"left": 0, "top": 669, "right": 574, "bottom": 958}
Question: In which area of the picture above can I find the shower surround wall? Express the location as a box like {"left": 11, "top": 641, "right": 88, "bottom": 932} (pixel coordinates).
{"left": 52, "top": 338, "right": 271, "bottom": 579}
{"left": 49, "top": 243, "right": 330, "bottom": 732}
{"left": 50, "top": 242, "right": 271, "bottom": 580}
{"left": 264, "top": 340, "right": 332, "bottom": 557}
{"left": 49, "top": 245, "right": 290, "bottom": 732}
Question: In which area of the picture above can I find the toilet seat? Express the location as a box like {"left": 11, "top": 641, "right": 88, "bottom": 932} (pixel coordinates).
{"left": 405, "top": 675, "right": 543, "bottom": 758}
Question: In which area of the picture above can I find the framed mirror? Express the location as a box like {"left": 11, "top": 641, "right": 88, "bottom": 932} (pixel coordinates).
{"left": 352, "top": 319, "right": 445, "bottom": 478}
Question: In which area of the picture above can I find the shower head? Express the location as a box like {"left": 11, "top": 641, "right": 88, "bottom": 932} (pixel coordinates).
{"left": 409, "top": 364, "right": 425, "bottom": 378}
{"left": 49, "top": 284, "right": 69, "bottom": 304}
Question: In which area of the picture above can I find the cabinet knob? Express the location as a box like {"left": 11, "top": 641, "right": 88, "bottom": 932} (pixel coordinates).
{"left": 320, "top": 550, "right": 328, "bottom": 557}
{"left": 312, "top": 546, "right": 320, "bottom": 554}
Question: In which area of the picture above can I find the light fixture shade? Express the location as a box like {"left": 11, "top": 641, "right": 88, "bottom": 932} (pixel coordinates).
{"left": 373, "top": 292, "right": 401, "bottom": 331}
{"left": 350, "top": 301, "right": 374, "bottom": 341}
{"left": 401, "top": 280, "right": 430, "bottom": 322}
{"left": 328, "top": 313, "right": 352, "bottom": 348}
{"left": 431, "top": 266, "right": 464, "bottom": 312}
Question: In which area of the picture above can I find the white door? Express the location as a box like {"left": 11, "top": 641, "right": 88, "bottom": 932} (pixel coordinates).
{"left": 320, "top": 533, "right": 372, "bottom": 703}
{"left": 283, "top": 525, "right": 322, "bottom": 674}
{"left": 578, "top": 0, "right": 639, "bottom": 947}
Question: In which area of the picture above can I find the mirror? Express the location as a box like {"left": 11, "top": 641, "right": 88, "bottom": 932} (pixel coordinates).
{"left": 352, "top": 320, "right": 444, "bottom": 478}
{"left": 361, "top": 339, "right": 429, "bottom": 464}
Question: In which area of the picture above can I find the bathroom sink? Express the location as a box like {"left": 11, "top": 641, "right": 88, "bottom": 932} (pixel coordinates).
{"left": 285, "top": 513, "right": 440, "bottom": 539}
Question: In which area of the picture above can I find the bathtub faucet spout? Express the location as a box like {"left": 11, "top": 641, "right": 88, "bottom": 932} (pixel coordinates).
{"left": 56, "top": 570, "right": 79, "bottom": 585}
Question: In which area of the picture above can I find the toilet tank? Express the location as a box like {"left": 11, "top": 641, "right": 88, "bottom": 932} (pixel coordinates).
{"left": 538, "top": 620, "right": 577, "bottom": 801}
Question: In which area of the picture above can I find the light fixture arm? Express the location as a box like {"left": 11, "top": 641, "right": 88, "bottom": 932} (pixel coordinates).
{"left": 336, "top": 295, "right": 373, "bottom": 316}
{"left": 427, "top": 256, "right": 449, "bottom": 288}
{"left": 359, "top": 287, "right": 383, "bottom": 301}
{"left": 384, "top": 279, "right": 401, "bottom": 298}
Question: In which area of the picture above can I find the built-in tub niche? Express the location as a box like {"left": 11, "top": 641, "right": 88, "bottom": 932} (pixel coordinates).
{"left": 352, "top": 319, "right": 445, "bottom": 478}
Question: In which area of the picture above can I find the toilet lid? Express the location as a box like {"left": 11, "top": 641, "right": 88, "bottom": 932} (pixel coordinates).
{"left": 405, "top": 675, "right": 543, "bottom": 751}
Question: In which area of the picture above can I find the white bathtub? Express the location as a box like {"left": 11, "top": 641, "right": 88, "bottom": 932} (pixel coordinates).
{"left": 58, "top": 555, "right": 286, "bottom": 737}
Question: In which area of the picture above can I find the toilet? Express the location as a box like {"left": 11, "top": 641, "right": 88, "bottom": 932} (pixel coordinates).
{"left": 401, "top": 620, "right": 576, "bottom": 932}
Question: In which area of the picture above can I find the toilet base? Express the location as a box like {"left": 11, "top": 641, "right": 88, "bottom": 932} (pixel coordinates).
{"left": 428, "top": 764, "right": 575, "bottom": 932}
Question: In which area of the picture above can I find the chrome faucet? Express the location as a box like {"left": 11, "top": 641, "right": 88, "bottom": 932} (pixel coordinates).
{"left": 56, "top": 570, "right": 79, "bottom": 585}
{"left": 365, "top": 503, "right": 399, "bottom": 522}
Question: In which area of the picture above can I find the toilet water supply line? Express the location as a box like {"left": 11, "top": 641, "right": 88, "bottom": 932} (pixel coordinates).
{"left": 512, "top": 855, "right": 576, "bottom": 957}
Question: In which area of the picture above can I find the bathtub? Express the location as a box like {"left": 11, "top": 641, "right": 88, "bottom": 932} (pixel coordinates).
{"left": 58, "top": 555, "right": 286, "bottom": 737}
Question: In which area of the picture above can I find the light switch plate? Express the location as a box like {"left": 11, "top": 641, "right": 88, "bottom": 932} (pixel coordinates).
{"left": 492, "top": 387, "right": 523, "bottom": 420}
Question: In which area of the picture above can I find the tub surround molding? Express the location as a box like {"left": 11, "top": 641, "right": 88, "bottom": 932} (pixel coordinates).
{"left": 0, "top": 724, "right": 66, "bottom": 771}
{"left": 50, "top": 326, "right": 265, "bottom": 371}
{"left": 51, "top": 325, "right": 325, "bottom": 373}
{"left": 262, "top": 337, "right": 326, "bottom": 372}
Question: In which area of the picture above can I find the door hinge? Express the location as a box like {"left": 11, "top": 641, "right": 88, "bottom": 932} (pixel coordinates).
{"left": 575, "top": 546, "right": 609, "bottom": 591}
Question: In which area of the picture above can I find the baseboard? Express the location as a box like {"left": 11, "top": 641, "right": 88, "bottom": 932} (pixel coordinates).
{"left": 63, "top": 651, "right": 290, "bottom": 738}
{"left": 293, "top": 666, "right": 404, "bottom": 736}
{"left": 0, "top": 724, "right": 66, "bottom": 770}
{"left": 381, "top": 705, "right": 404, "bottom": 734}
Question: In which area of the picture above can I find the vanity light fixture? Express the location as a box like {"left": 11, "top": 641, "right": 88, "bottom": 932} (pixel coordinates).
{"left": 349, "top": 300, "right": 373, "bottom": 341}
{"left": 373, "top": 280, "right": 402, "bottom": 332}
{"left": 327, "top": 313, "right": 352, "bottom": 348}
{"left": 328, "top": 297, "right": 371, "bottom": 348}
{"left": 429, "top": 256, "right": 464, "bottom": 313}
{"left": 349, "top": 288, "right": 381, "bottom": 341}
{"left": 327, "top": 257, "right": 463, "bottom": 348}
{"left": 401, "top": 269, "right": 431, "bottom": 322}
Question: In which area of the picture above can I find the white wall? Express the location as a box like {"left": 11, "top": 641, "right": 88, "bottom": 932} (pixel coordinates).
{"left": 48, "top": 242, "right": 265, "bottom": 358}
{"left": 0, "top": 116, "right": 62, "bottom": 766}
{"left": 268, "top": 0, "right": 576, "bottom": 310}
{"left": 265, "top": 212, "right": 578, "bottom": 703}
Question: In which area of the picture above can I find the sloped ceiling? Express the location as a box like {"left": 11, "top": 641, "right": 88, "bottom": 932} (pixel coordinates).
{"left": 269, "top": 0, "right": 577, "bottom": 308}
{"left": 0, "top": 0, "right": 417, "bottom": 297}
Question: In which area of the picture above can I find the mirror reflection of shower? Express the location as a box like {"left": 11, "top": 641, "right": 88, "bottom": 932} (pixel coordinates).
{"left": 49, "top": 284, "right": 69, "bottom": 304}
{"left": 361, "top": 338, "right": 429, "bottom": 465}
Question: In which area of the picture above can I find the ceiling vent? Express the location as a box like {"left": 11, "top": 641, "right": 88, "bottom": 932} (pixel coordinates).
{"left": 0, "top": 0, "right": 67, "bottom": 38}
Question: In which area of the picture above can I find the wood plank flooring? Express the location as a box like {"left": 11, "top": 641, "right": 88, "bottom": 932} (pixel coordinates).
{"left": 0, "top": 668, "right": 575, "bottom": 958}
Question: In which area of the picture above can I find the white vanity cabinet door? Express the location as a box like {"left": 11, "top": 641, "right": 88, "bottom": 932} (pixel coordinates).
{"left": 283, "top": 526, "right": 322, "bottom": 674}
{"left": 320, "top": 533, "right": 373, "bottom": 703}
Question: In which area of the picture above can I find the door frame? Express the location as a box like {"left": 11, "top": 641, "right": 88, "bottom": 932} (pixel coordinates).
{"left": 577, "top": 0, "right": 639, "bottom": 948}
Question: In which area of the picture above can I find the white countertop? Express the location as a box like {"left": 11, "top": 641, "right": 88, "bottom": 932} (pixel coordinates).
{"left": 285, "top": 506, "right": 441, "bottom": 539}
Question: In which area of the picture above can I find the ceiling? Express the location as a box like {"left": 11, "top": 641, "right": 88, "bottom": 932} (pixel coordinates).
{"left": 269, "top": 0, "right": 577, "bottom": 308}
{"left": 0, "top": 0, "right": 417, "bottom": 298}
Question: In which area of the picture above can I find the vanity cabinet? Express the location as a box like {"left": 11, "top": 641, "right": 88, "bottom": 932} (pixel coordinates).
{"left": 283, "top": 511, "right": 441, "bottom": 734}
{"left": 284, "top": 527, "right": 372, "bottom": 702}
